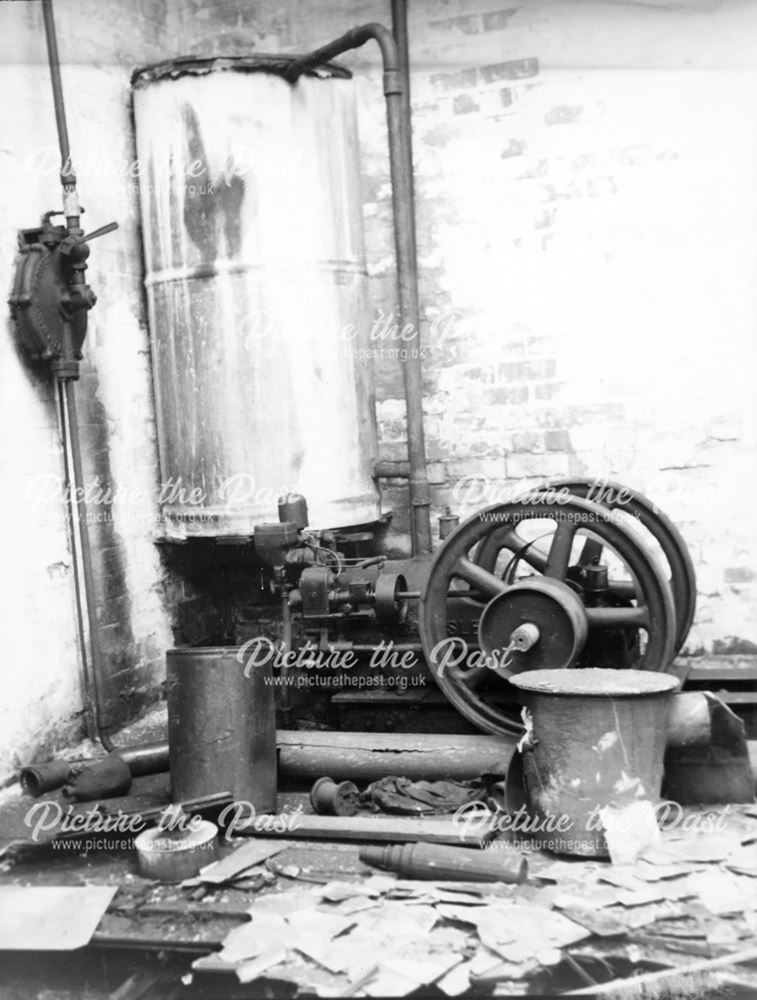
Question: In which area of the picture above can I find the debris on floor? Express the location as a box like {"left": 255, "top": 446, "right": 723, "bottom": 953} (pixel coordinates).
{"left": 1, "top": 786, "right": 756, "bottom": 996}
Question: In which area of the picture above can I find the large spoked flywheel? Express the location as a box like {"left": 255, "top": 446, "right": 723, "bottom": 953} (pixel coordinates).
{"left": 419, "top": 494, "right": 678, "bottom": 737}
{"left": 474, "top": 479, "right": 696, "bottom": 656}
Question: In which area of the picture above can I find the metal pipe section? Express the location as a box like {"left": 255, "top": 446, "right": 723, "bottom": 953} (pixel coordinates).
{"left": 19, "top": 759, "right": 72, "bottom": 796}
{"left": 41, "top": 0, "right": 80, "bottom": 227}
{"left": 63, "top": 382, "right": 114, "bottom": 750}
{"left": 279, "top": 593, "right": 293, "bottom": 727}
{"left": 373, "top": 459, "right": 410, "bottom": 479}
{"left": 18, "top": 734, "right": 757, "bottom": 794}
{"left": 17, "top": 741, "right": 174, "bottom": 796}
{"left": 41, "top": 1, "right": 112, "bottom": 750}
{"left": 391, "top": 0, "right": 415, "bottom": 211}
{"left": 57, "top": 383, "right": 97, "bottom": 742}
{"left": 117, "top": 741, "right": 172, "bottom": 777}
{"left": 277, "top": 730, "right": 515, "bottom": 782}
{"left": 18, "top": 731, "right": 515, "bottom": 787}
{"left": 286, "top": 25, "right": 433, "bottom": 555}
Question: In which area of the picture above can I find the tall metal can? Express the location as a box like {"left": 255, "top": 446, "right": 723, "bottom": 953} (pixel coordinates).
{"left": 166, "top": 645, "right": 276, "bottom": 811}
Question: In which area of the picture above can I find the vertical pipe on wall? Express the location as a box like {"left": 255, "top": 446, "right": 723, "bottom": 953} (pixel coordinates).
{"left": 391, "top": 0, "right": 415, "bottom": 212}
{"left": 62, "top": 382, "right": 113, "bottom": 749}
{"left": 57, "top": 383, "right": 97, "bottom": 742}
{"left": 41, "top": 0, "right": 80, "bottom": 228}
{"left": 286, "top": 25, "right": 433, "bottom": 555}
{"left": 42, "top": 0, "right": 113, "bottom": 750}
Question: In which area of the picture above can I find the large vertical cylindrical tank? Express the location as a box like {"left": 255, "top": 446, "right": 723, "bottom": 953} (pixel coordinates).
{"left": 132, "top": 57, "right": 380, "bottom": 537}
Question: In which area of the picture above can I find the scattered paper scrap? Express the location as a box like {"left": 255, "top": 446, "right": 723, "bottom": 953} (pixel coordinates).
{"left": 197, "top": 840, "right": 288, "bottom": 884}
{"left": 436, "top": 958, "right": 476, "bottom": 996}
{"left": 600, "top": 801, "right": 660, "bottom": 866}
{"left": 661, "top": 832, "right": 740, "bottom": 864}
{"left": 236, "top": 948, "right": 287, "bottom": 984}
{"left": 555, "top": 902, "right": 630, "bottom": 937}
{"left": 615, "top": 886, "right": 667, "bottom": 907}
{"left": 682, "top": 869, "right": 752, "bottom": 915}
{"left": 219, "top": 913, "right": 288, "bottom": 963}
{"left": 362, "top": 968, "right": 418, "bottom": 997}
{"left": 0, "top": 885, "right": 117, "bottom": 951}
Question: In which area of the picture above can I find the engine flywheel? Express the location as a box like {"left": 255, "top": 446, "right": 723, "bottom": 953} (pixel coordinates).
{"left": 419, "top": 493, "right": 677, "bottom": 737}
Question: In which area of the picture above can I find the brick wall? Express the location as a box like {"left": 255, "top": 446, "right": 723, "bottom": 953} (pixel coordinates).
{"left": 399, "top": 1, "right": 757, "bottom": 658}
{"left": 2, "top": 0, "right": 756, "bottom": 775}
{"left": 243, "top": 0, "right": 757, "bottom": 657}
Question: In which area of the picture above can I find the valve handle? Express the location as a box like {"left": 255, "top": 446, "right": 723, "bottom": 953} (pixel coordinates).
{"left": 68, "top": 221, "right": 119, "bottom": 246}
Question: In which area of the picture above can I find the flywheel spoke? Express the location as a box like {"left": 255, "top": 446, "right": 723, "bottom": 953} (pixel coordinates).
{"left": 452, "top": 558, "right": 509, "bottom": 598}
{"left": 544, "top": 521, "right": 577, "bottom": 579}
{"left": 544, "top": 478, "right": 696, "bottom": 656}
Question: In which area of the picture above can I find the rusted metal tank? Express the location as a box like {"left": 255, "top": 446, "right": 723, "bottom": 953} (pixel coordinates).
{"left": 132, "top": 57, "right": 379, "bottom": 537}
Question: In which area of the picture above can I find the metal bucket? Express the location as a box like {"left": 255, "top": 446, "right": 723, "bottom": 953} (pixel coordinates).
{"left": 132, "top": 56, "right": 380, "bottom": 537}
{"left": 166, "top": 646, "right": 276, "bottom": 811}
{"left": 509, "top": 668, "right": 679, "bottom": 857}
